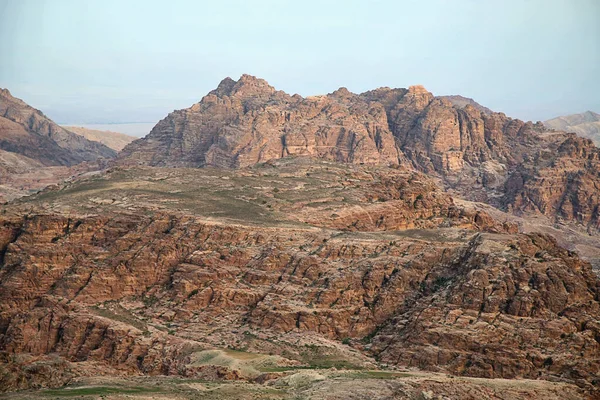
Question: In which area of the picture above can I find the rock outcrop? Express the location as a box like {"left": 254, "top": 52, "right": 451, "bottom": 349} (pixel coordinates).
{"left": 118, "top": 75, "right": 400, "bottom": 168}
{"left": 372, "top": 232, "right": 600, "bottom": 389}
{"left": 503, "top": 135, "right": 600, "bottom": 232}
{"left": 369, "top": 86, "right": 600, "bottom": 231}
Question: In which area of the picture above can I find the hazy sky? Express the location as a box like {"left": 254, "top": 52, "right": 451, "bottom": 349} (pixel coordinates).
{"left": 0, "top": 0, "right": 598, "bottom": 125}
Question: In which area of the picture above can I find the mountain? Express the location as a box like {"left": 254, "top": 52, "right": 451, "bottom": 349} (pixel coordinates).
{"left": 0, "top": 89, "right": 116, "bottom": 166}
{"left": 545, "top": 111, "right": 600, "bottom": 146}
{"left": 0, "top": 159, "right": 597, "bottom": 398}
{"left": 118, "top": 75, "right": 400, "bottom": 168}
{"left": 1, "top": 77, "right": 600, "bottom": 398}
{"left": 119, "top": 75, "right": 600, "bottom": 233}
{"left": 63, "top": 126, "right": 137, "bottom": 151}
{"left": 0, "top": 89, "right": 116, "bottom": 202}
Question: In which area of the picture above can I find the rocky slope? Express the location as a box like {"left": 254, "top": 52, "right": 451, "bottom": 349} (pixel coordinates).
{"left": 362, "top": 86, "right": 600, "bottom": 234}
{"left": 0, "top": 89, "right": 117, "bottom": 202}
{"left": 545, "top": 111, "right": 600, "bottom": 146}
{"left": 438, "top": 95, "right": 493, "bottom": 115}
{"left": 63, "top": 126, "right": 137, "bottom": 151}
{"left": 372, "top": 232, "right": 600, "bottom": 386}
{"left": 0, "top": 89, "right": 116, "bottom": 166}
{"left": 118, "top": 76, "right": 600, "bottom": 232}
{"left": 0, "top": 160, "right": 598, "bottom": 397}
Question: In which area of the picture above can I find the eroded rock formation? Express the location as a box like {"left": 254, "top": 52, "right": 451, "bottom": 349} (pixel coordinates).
{"left": 118, "top": 76, "right": 600, "bottom": 231}
{"left": 0, "top": 162, "right": 598, "bottom": 396}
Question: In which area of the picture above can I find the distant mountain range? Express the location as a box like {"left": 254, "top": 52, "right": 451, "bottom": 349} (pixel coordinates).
{"left": 62, "top": 125, "right": 136, "bottom": 151}
{"left": 545, "top": 111, "right": 600, "bottom": 145}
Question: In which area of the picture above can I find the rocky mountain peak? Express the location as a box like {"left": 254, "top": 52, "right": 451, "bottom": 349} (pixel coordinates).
{"left": 402, "top": 84, "right": 434, "bottom": 108}
{"left": 407, "top": 84, "right": 429, "bottom": 94}
{"left": 232, "top": 74, "right": 276, "bottom": 98}
{"left": 212, "top": 76, "right": 237, "bottom": 96}
{"left": 329, "top": 87, "right": 354, "bottom": 99}
{"left": 209, "top": 74, "right": 276, "bottom": 100}
{"left": 0, "top": 88, "right": 13, "bottom": 98}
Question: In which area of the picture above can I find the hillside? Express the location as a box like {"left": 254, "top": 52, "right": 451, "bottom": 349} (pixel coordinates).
{"left": 0, "top": 158, "right": 598, "bottom": 398}
{"left": 0, "top": 89, "right": 116, "bottom": 202}
{"left": 0, "top": 89, "right": 116, "bottom": 165}
{"left": 545, "top": 111, "right": 600, "bottom": 146}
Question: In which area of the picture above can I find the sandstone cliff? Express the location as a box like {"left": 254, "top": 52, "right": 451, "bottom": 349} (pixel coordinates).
{"left": 118, "top": 75, "right": 400, "bottom": 168}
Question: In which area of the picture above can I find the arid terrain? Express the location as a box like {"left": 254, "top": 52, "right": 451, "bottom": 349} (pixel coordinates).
{"left": 0, "top": 77, "right": 599, "bottom": 399}
{"left": 62, "top": 126, "right": 137, "bottom": 152}
{"left": 545, "top": 111, "right": 600, "bottom": 146}
{"left": 0, "top": 89, "right": 114, "bottom": 203}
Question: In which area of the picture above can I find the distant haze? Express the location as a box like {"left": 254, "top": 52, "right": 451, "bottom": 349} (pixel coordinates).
{"left": 64, "top": 123, "right": 156, "bottom": 138}
{"left": 0, "top": 0, "right": 598, "bottom": 124}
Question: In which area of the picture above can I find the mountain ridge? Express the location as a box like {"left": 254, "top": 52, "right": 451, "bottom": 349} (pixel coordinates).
{"left": 118, "top": 75, "right": 600, "bottom": 232}
{"left": 63, "top": 125, "right": 137, "bottom": 151}
{"left": 545, "top": 111, "right": 600, "bottom": 146}
{"left": 0, "top": 88, "right": 116, "bottom": 166}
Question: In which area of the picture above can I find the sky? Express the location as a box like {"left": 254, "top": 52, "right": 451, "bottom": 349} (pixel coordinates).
{"left": 0, "top": 0, "right": 598, "bottom": 127}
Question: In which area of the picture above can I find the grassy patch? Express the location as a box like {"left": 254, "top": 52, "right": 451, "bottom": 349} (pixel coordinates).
{"left": 340, "top": 370, "right": 413, "bottom": 379}
{"left": 42, "top": 385, "right": 161, "bottom": 397}
{"left": 89, "top": 305, "right": 147, "bottom": 332}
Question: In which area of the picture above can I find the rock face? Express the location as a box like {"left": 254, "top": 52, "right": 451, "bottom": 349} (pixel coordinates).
{"left": 117, "top": 76, "right": 600, "bottom": 231}
{"left": 0, "top": 162, "right": 598, "bottom": 396}
{"left": 372, "top": 233, "right": 600, "bottom": 387}
{"left": 504, "top": 135, "right": 600, "bottom": 232}
{"left": 118, "top": 75, "right": 400, "bottom": 168}
{"left": 0, "top": 215, "right": 598, "bottom": 394}
{"left": 0, "top": 89, "right": 116, "bottom": 166}
{"left": 545, "top": 111, "right": 600, "bottom": 146}
{"left": 368, "top": 87, "right": 600, "bottom": 232}
{"left": 63, "top": 126, "right": 137, "bottom": 152}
